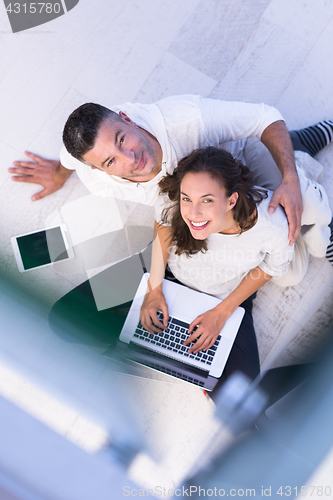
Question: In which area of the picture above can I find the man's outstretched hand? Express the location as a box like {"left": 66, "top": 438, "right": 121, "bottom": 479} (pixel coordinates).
{"left": 268, "top": 174, "right": 303, "bottom": 246}
{"left": 9, "top": 151, "right": 73, "bottom": 201}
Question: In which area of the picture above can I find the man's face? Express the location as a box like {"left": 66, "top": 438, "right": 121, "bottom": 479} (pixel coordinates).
{"left": 82, "top": 112, "right": 162, "bottom": 182}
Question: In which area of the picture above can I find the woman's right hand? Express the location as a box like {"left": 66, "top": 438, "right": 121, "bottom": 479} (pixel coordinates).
{"left": 140, "top": 285, "right": 169, "bottom": 334}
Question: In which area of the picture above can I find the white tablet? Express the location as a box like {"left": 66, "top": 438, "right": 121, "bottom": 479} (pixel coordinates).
{"left": 11, "top": 224, "right": 75, "bottom": 273}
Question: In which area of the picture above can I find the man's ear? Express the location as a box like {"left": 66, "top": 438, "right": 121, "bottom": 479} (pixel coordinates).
{"left": 119, "top": 111, "right": 137, "bottom": 127}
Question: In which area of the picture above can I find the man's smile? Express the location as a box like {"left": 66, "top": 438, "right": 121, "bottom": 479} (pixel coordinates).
{"left": 133, "top": 151, "right": 145, "bottom": 172}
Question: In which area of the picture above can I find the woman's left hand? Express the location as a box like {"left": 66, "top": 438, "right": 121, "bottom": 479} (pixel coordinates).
{"left": 184, "top": 307, "right": 228, "bottom": 354}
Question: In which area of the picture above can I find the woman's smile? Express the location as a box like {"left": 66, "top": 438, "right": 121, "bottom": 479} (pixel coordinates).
{"left": 188, "top": 219, "right": 210, "bottom": 230}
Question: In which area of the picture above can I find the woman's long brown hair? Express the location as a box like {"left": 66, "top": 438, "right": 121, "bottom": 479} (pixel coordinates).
{"left": 159, "top": 147, "right": 268, "bottom": 256}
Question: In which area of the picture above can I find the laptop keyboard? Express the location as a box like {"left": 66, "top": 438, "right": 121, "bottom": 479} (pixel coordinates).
{"left": 133, "top": 311, "right": 221, "bottom": 366}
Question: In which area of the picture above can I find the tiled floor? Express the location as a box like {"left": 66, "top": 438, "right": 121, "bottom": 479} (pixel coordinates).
{"left": 0, "top": 0, "right": 333, "bottom": 495}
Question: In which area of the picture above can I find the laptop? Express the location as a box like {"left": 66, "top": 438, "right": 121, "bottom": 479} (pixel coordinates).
{"left": 108, "top": 273, "right": 245, "bottom": 391}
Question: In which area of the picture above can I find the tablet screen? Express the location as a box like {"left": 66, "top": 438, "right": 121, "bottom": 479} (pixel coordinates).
{"left": 16, "top": 226, "right": 69, "bottom": 270}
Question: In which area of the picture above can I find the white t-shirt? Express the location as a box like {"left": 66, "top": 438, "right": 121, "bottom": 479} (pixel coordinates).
{"left": 155, "top": 193, "right": 294, "bottom": 300}
{"left": 60, "top": 95, "right": 283, "bottom": 205}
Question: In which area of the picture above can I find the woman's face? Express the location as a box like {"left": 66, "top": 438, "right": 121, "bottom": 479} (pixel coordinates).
{"left": 180, "top": 172, "right": 238, "bottom": 240}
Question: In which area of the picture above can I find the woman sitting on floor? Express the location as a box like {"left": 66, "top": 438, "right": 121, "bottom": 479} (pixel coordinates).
{"left": 140, "top": 147, "right": 330, "bottom": 385}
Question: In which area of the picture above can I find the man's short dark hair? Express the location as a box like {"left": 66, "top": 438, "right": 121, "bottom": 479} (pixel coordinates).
{"left": 62, "top": 103, "right": 122, "bottom": 161}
